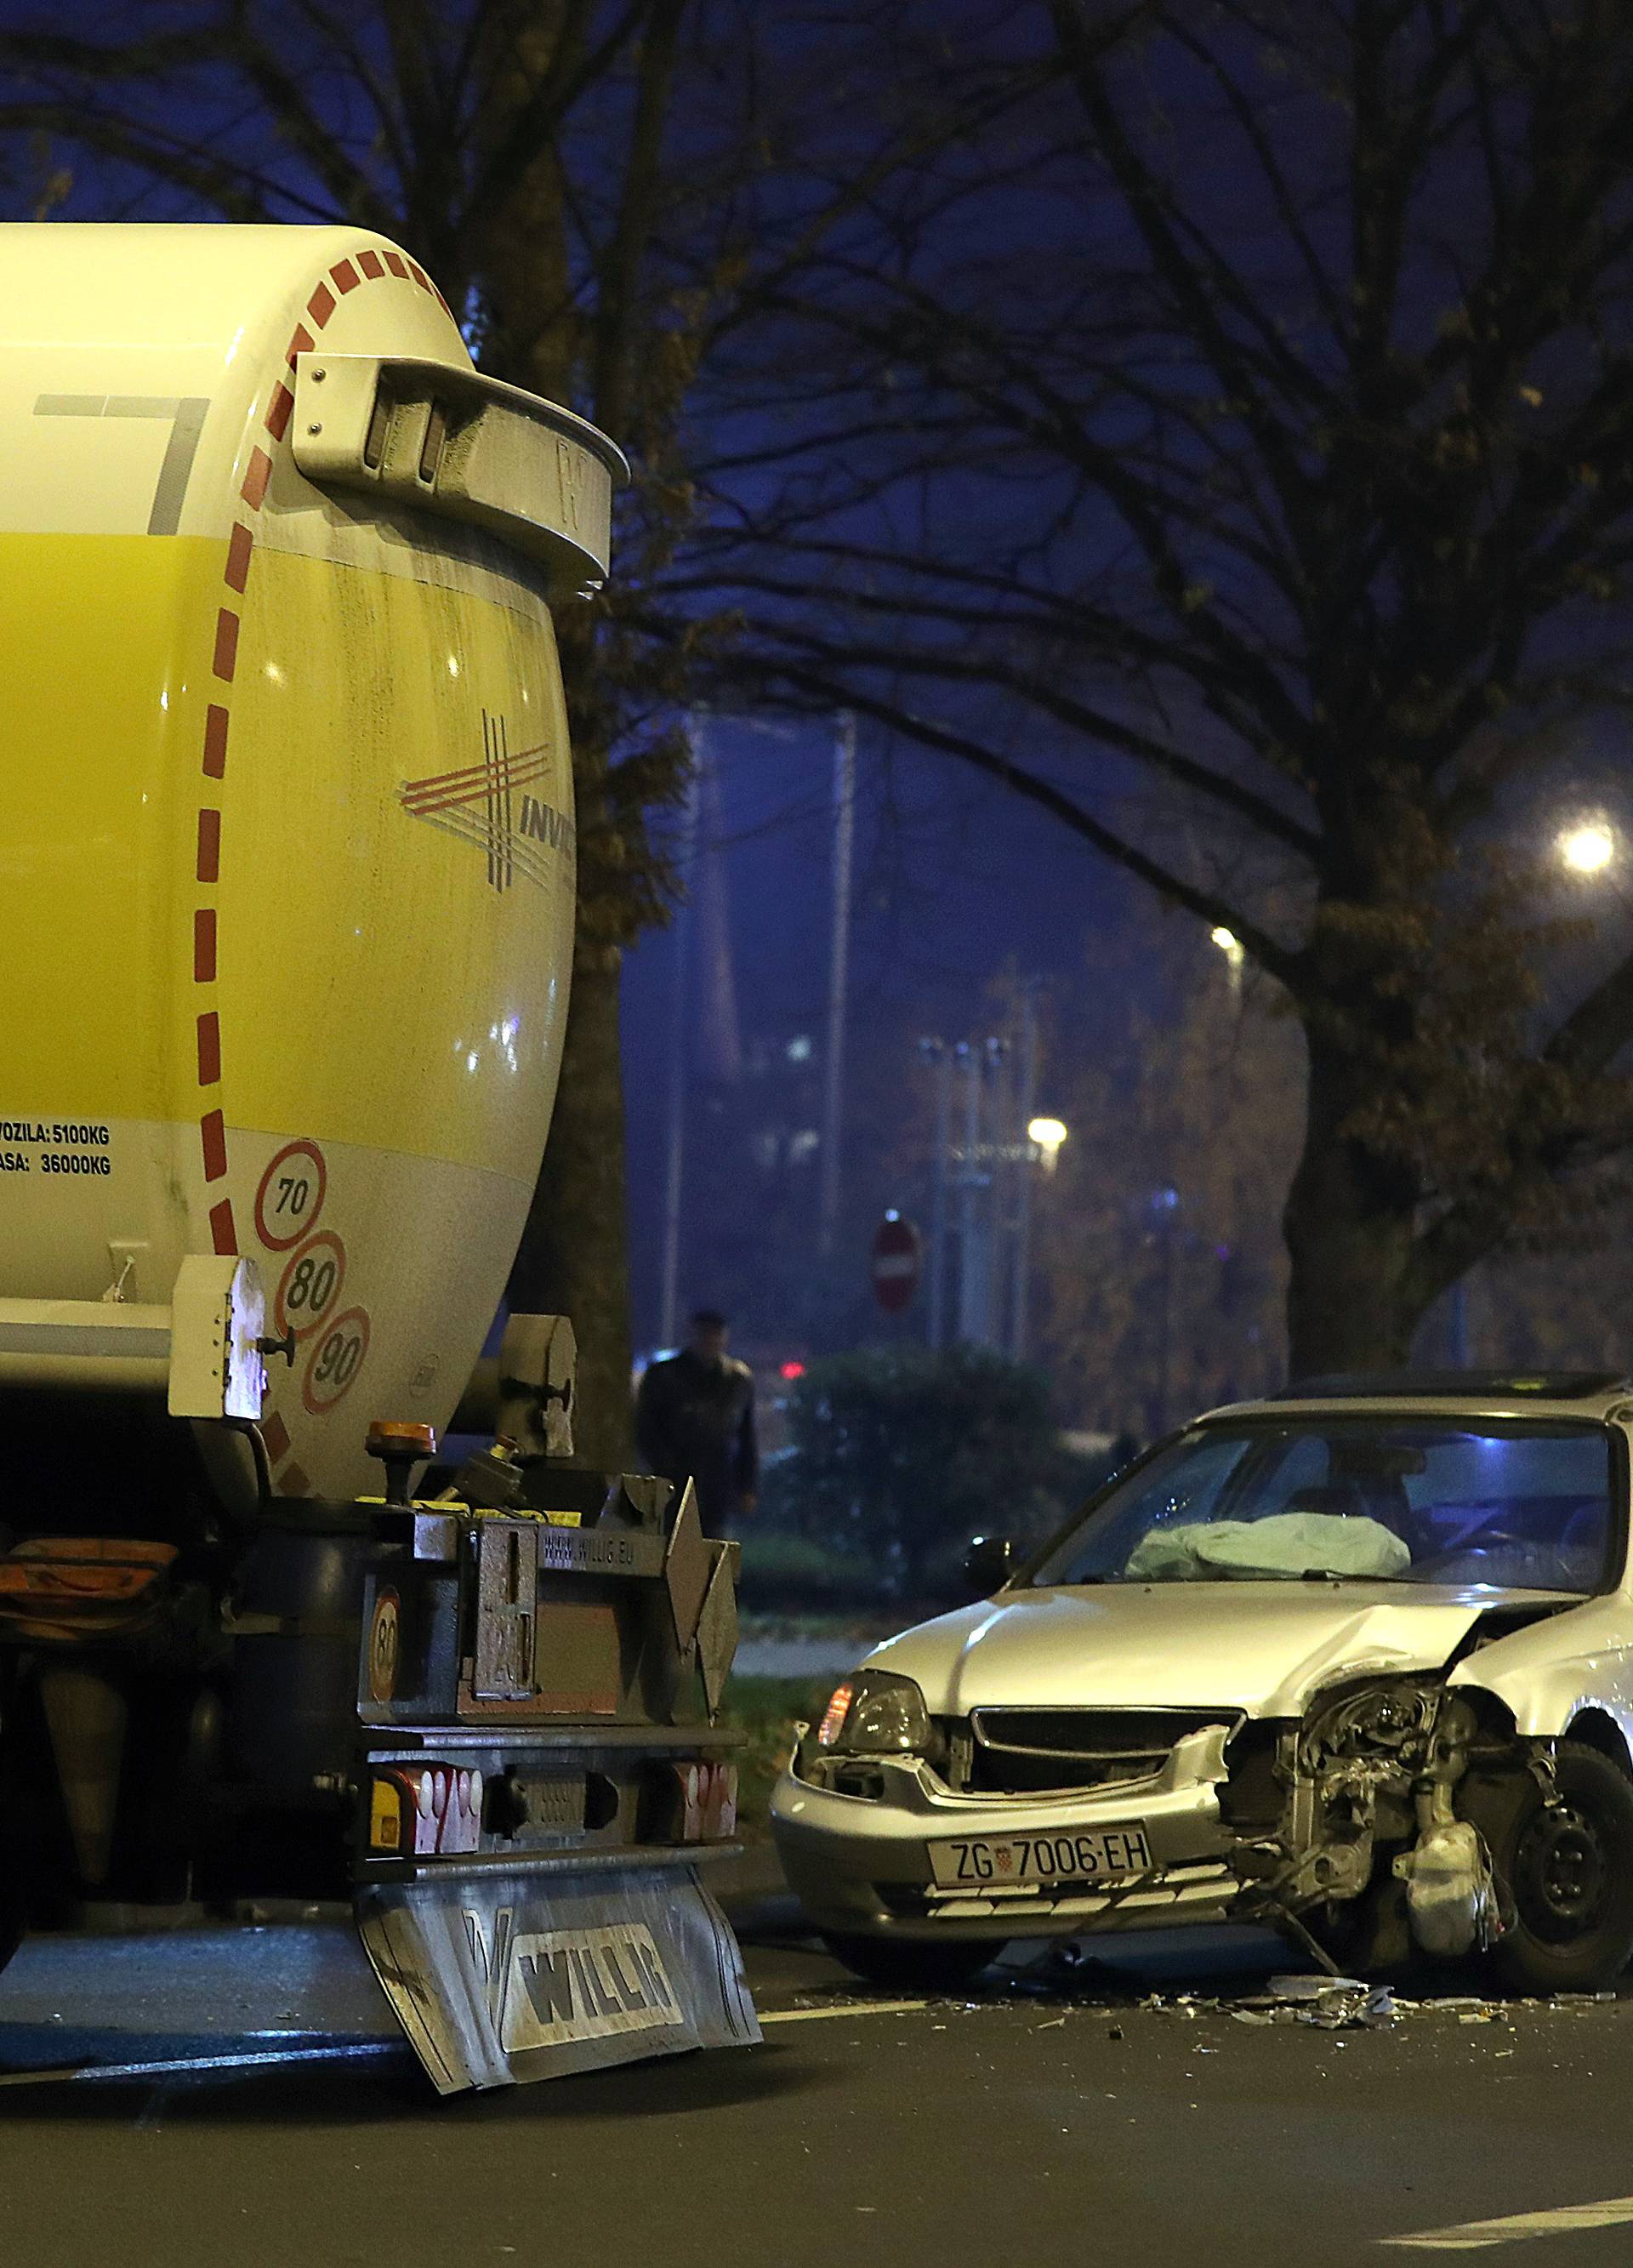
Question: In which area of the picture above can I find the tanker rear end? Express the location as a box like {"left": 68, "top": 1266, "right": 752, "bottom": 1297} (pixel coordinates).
{"left": 0, "top": 220, "right": 581, "bottom": 1501}
{"left": 0, "top": 225, "right": 755, "bottom": 2093}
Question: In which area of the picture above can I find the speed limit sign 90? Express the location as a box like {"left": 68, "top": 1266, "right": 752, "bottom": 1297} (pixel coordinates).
{"left": 302, "top": 1306, "right": 371, "bottom": 1415}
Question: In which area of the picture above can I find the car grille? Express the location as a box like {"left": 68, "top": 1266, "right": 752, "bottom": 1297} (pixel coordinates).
{"left": 963, "top": 1707, "right": 1240, "bottom": 1795}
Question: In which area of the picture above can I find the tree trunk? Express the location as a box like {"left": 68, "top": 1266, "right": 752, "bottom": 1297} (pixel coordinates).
{"left": 1282, "top": 1031, "right": 1426, "bottom": 1378}
{"left": 507, "top": 941, "right": 634, "bottom": 1470}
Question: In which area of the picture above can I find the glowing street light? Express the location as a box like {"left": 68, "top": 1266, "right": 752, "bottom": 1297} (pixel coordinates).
{"left": 1210, "top": 923, "right": 1246, "bottom": 999}
{"left": 1028, "top": 1115, "right": 1068, "bottom": 1174}
{"left": 1558, "top": 819, "right": 1618, "bottom": 875}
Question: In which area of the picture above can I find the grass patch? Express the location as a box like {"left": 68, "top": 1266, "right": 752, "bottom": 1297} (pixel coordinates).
{"left": 723, "top": 1673, "right": 837, "bottom": 1832}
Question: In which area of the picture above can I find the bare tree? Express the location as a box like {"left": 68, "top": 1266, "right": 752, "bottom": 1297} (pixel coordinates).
{"left": 697, "top": 0, "right": 1633, "bottom": 1374}
{"left": 1038, "top": 916, "right": 1300, "bottom": 1431}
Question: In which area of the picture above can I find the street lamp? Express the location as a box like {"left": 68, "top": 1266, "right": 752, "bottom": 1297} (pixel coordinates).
{"left": 1028, "top": 1115, "right": 1068, "bottom": 1173}
{"left": 1210, "top": 924, "right": 1246, "bottom": 1000}
{"left": 1558, "top": 818, "right": 1618, "bottom": 875}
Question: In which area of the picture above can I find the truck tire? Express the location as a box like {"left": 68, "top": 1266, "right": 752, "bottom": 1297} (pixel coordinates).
{"left": 821, "top": 1931, "right": 1004, "bottom": 1992}
{"left": 1473, "top": 1742, "right": 1633, "bottom": 1994}
{"left": 0, "top": 1843, "right": 23, "bottom": 1977}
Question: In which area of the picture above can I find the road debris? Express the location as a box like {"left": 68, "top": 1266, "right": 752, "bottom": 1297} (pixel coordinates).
{"left": 1033, "top": 1968, "right": 1623, "bottom": 2035}
{"left": 1228, "top": 1974, "right": 1397, "bottom": 2030}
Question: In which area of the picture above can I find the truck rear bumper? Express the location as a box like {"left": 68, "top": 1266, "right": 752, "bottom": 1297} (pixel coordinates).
{"left": 356, "top": 1857, "right": 760, "bottom": 2093}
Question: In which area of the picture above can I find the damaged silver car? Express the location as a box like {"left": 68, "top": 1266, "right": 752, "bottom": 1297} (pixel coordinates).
{"left": 771, "top": 1373, "right": 1633, "bottom": 1994}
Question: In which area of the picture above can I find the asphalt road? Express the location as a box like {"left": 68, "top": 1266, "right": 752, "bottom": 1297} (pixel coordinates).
{"left": 3, "top": 1898, "right": 1633, "bottom": 2267}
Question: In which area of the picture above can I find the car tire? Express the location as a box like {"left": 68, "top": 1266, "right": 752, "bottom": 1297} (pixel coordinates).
{"left": 821, "top": 1931, "right": 1004, "bottom": 1992}
{"left": 1473, "top": 1742, "right": 1633, "bottom": 1994}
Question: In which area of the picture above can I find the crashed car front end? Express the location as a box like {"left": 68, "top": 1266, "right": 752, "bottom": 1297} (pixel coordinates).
{"left": 777, "top": 1649, "right": 1606, "bottom": 1968}
{"left": 771, "top": 1382, "right": 1633, "bottom": 1987}
{"left": 777, "top": 1684, "right": 1244, "bottom": 1938}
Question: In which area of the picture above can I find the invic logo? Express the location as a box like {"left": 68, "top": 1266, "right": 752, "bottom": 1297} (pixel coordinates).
{"left": 399, "top": 708, "right": 576, "bottom": 892}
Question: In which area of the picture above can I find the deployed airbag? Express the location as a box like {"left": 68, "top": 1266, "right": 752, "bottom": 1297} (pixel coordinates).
{"left": 1126, "top": 1513, "right": 1409, "bottom": 1582}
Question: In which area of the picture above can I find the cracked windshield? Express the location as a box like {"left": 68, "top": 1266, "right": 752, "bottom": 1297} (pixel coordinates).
{"left": 1032, "top": 1422, "right": 1614, "bottom": 1592}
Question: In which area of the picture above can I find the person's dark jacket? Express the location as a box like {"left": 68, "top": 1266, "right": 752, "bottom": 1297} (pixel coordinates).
{"left": 634, "top": 1349, "right": 758, "bottom": 1530}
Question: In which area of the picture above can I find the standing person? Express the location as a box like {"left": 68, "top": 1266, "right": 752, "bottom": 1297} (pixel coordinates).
{"left": 634, "top": 1308, "right": 759, "bottom": 1535}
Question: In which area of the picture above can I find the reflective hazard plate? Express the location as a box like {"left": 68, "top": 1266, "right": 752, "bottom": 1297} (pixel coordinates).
{"left": 929, "top": 1822, "right": 1152, "bottom": 1889}
{"left": 357, "top": 1862, "right": 760, "bottom": 2094}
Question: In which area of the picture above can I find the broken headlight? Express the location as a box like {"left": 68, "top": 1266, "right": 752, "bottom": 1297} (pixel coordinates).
{"left": 816, "top": 1670, "right": 931, "bottom": 1756}
{"left": 1299, "top": 1678, "right": 1442, "bottom": 1775}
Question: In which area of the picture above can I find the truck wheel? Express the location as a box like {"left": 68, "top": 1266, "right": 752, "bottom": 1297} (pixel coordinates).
{"left": 0, "top": 1849, "right": 23, "bottom": 1977}
{"left": 1478, "top": 1743, "right": 1633, "bottom": 1994}
{"left": 822, "top": 1931, "right": 1004, "bottom": 1992}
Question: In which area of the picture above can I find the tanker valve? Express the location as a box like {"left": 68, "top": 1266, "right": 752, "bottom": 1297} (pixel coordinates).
{"left": 257, "top": 1328, "right": 297, "bottom": 1368}
{"left": 449, "top": 1435, "right": 526, "bottom": 1510}
{"left": 367, "top": 1419, "right": 440, "bottom": 1507}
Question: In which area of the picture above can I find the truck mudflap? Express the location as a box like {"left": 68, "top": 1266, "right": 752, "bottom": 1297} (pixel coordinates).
{"left": 356, "top": 1859, "right": 760, "bottom": 2094}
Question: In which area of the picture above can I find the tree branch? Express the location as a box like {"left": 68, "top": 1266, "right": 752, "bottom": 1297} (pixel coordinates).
{"left": 725, "top": 650, "right": 1305, "bottom": 988}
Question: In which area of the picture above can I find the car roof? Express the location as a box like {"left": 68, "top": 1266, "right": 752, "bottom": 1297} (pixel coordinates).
{"left": 1199, "top": 1369, "right": 1633, "bottom": 1426}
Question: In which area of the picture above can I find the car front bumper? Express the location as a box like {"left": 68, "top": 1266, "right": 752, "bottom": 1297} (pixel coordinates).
{"left": 769, "top": 1724, "right": 1245, "bottom": 1942}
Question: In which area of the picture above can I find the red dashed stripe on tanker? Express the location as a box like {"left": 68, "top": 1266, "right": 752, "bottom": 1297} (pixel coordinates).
{"left": 196, "top": 248, "right": 451, "bottom": 1492}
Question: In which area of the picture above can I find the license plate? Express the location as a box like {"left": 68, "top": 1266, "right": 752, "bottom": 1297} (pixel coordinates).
{"left": 930, "top": 1823, "right": 1152, "bottom": 1889}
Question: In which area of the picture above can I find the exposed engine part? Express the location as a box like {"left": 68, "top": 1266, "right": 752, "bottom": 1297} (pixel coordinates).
{"left": 1296, "top": 1678, "right": 1442, "bottom": 1775}
{"left": 1271, "top": 1678, "right": 1435, "bottom": 1906}
{"left": 1271, "top": 1678, "right": 1509, "bottom": 1945}
{"left": 1395, "top": 1803, "right": 1500, "bottom": 1956}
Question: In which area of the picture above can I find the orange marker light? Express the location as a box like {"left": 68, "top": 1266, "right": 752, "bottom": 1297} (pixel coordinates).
{"left": 816, "top": 1682, "right": 854, "bottom": 1747}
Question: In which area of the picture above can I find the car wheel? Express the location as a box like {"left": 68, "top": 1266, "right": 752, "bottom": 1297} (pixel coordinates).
{"left": 820, "top": 1931, "right": 1004, "bottom": 1992}
{"left": 1477, "top": 1742, "right": 1633, "bottom": 1994}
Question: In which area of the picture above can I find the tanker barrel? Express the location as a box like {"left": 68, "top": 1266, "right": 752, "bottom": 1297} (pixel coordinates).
{"left": 0, "top": 225, "right": 623, "bottom": 1509}
{"left": 449, "top": 1356, "right": 499, "bottom": 1436}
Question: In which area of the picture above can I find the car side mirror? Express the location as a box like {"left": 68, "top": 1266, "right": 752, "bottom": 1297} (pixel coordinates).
{"left": 964, "top": 1534, "right": 1016, "bottom": 1598}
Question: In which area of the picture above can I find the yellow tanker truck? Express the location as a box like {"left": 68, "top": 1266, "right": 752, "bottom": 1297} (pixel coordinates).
{"left": 0, "top": 223, "right": 756, "bottom": 2091}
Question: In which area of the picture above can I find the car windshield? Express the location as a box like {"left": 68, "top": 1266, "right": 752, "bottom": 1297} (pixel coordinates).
{"left": 1030, "top": 1417, "right": 1616, "bottom": 1593}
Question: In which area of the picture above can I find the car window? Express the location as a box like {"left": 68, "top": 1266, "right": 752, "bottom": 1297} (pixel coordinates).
{"left": 1030, "top": 1418, "right": 1615, "bottom": 1591}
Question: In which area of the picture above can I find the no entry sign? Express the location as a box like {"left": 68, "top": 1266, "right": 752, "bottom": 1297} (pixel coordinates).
{"left": 871, "top": 1213, "right": 922, "bottom": 1314}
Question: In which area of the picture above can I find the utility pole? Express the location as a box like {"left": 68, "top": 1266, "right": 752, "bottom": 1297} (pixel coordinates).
{"left": 955, "top": 1040, "right": 1005, "bottom": 1346}
{"left": 818, "top": 711, "right": 856, "bottom": 1259}
{"left": 658, "top": 736, "right": 701, "bottom": 1350}
{"left": 921, "top": 1038, "right": 952, "bottom": 1347}
{"left": 1009, "top": 985, "right": 1039, "bottom": 1359}
{"left": 1150, "top": 1188, "right": 1180, "bottom": 1437}
{"left": 954, "top": 1045, "right": 981, "bottom": 1342}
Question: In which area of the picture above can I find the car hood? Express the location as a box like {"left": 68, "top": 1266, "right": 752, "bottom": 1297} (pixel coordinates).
{"left": 865, "top": 1581, "right": 1573, "bottom": 1720}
